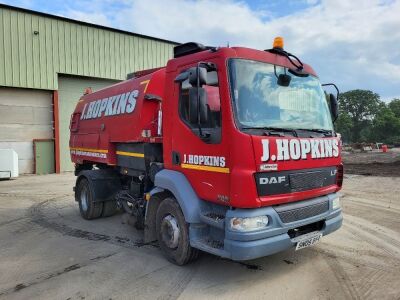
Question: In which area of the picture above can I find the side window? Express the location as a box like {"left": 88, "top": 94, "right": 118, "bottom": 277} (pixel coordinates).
{"left": 178, "top": 69, "right": 221, "bottom": 143}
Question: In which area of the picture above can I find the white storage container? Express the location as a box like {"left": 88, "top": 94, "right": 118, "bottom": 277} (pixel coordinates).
{"left": 0, "top": 149, "right": 19, "bottom": 179}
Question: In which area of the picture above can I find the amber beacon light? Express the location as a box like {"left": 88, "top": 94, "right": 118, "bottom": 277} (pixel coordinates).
{"left": 273, "top": 37, "right": 284, "bottom": 50}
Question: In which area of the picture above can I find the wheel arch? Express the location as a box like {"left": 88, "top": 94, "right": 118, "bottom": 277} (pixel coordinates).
{"left": 75, "top": 169, "right": 121, "bottom": 202}
{"left": 144, "top": 170, "right": 202, "bottom": 243}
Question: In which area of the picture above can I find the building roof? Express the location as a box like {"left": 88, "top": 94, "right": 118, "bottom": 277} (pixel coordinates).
{"left": 0, "top": 3, "right": 180, "bottom": 45}
{"left": 0, "top": 3, "right": 178, "bottom": 90}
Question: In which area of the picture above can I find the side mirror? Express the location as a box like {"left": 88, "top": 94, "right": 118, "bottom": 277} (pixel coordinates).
{"left": 277, "top": 74, "right": 291, "bottom": 87}
{"left": 189, "top": 67, "right": 207, "bottom": 86}
{"left": 189, "top": 87, "right": 208, "bottom": 124}
{"left": 322, "top": 83, "right": 340, "bottom": 123}
{"left": 329, "top": 93, "right": 339, "bottom": 122}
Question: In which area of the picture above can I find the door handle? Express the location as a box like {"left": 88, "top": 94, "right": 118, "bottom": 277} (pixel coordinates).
{"left": 172, "top": 151, "right": 180, "bottom": 165}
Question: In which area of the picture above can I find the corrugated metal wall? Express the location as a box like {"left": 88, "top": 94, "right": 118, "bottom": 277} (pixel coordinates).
{"left": 0, "top": 6, "right": 175, "bottom": 90}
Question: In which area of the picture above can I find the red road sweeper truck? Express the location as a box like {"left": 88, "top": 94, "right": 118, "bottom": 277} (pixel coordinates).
{"left": 70, "top": 38, "right": 343, "bottom": 265}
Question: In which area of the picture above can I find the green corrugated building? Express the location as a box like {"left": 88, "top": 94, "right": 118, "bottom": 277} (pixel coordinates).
{"left": 0, "top": 4, "right": 177, "bottom": 174}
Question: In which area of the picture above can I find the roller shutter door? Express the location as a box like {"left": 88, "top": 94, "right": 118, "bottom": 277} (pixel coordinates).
{"left": 58, "top": 75, "right": 119, "bottom": 172}
{"left": 0, "top": 87, "right": 53, "bottom": 174}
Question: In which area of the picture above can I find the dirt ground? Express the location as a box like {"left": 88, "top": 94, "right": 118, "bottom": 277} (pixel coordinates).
{"left": 342, "top": 148, "right": 400, "bottom": 177}
{"left": 0, "top": 173, "right": 399, "bottom": 300}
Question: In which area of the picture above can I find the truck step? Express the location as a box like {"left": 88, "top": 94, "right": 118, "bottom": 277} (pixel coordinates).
{"left": 199, "top": 212, "right": 225, "bottom": 230}
{"left": 191, "top": 238, "right": 229, "bottom": 258}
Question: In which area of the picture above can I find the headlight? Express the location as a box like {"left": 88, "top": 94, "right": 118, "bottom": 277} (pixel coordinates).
{"left": 230, "top": 216, "right": 269, "bottom": 231}
{"left": 332, "top": 197, "right": 341, "bottom": 210}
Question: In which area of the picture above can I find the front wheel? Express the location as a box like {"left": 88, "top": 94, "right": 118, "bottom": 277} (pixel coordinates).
{"left": 76, "top": 178, "right": 103, "bottom": 220}
{"left": 156, "top": 197, "right": 199, "bottom": 265}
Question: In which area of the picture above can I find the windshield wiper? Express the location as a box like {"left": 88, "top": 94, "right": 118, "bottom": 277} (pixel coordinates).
{"left": 295, "top": 128, "right": 334, "bottom": 136}
{"left": 241, "top": 126, "right": 298, "bottom": 137}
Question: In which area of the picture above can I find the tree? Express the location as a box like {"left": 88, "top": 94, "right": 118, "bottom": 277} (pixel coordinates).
{"left": 337, "top": 90, "right": 382, "bottom": 142}
{"left": 389, "top": 98, "right": 400, "bottom": 118}
{"left": 370, "top": 106, "right": 400, "bottom": 144}
{"left": 334, "top": 113, "right": 353, "bottom": 143}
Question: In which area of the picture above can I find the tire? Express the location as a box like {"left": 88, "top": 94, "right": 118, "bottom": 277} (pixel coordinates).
{"left": 102, "top": 200, "right": 118, "bottom": 217}
{"left": 156, "top": 197, "right": 199, "bottom": 265}
{"left": 76, "top": 178, "right": 103, "bottom": 220}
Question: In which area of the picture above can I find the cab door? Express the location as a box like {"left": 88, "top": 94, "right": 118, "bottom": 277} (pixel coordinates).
{"left": 171, "top": 62, "right": 230, "bottom": 204}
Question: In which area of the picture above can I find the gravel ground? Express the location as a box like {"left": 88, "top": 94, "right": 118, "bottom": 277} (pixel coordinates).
{"left": 342, "top": 148, "right": 400, "bottom": 177}
{"left": 0, "top": 173, "right": 399, "bottom": 299}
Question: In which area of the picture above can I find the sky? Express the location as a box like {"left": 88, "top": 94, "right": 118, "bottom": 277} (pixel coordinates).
{"left": 2, "top": 0, "right": 400, "bottom": 102}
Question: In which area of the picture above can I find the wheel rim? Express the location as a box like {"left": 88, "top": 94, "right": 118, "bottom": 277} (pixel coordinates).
{"left": 80, "top": 185, "right": 89, "bottom": 212}
{"left": 161, "top": 214, "right": 180, "bottom": 249}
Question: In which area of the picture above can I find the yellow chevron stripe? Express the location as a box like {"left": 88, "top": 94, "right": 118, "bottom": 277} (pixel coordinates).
{"left": 181, "top": 163, "right": 230, "bottom": 174}
{"left": 116, "top": 151, "right": 145, "bottom": 158}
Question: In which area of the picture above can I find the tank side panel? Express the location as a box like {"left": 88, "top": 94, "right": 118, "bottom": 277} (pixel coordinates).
{"left": 69, "top": 68, "right": 166, "bottom": 166}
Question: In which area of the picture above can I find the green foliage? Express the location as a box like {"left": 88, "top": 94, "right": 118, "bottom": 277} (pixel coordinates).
{"left": 389, "top": 99, "right": 400, "bottom": 118}
{"left": 334, "top": 113, "right": 353, "bottom": 143}
{"left": 335, "top": 90, "right": 400, "bottom": 144}
{"left": 371, "top": 107, "right": 400, "bottom": 144}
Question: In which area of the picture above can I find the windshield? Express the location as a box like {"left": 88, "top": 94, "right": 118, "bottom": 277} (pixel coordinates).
{"left": 228, "top": 59, "right": 334, "bottom": 131}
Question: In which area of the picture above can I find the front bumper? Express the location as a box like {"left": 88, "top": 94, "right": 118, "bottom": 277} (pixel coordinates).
{"left": 223, "top": 193, "right": 342, "bottom": 261}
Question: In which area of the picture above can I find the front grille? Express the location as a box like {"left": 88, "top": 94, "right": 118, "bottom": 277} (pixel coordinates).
{"left": 289, "top": 171, "right": 327, "bottom": 192}
{"left": 255, "top": 166, "right": 337, "bottom": 196}
{"left": 276, "top": 200, "right": 329, "bottom": 223}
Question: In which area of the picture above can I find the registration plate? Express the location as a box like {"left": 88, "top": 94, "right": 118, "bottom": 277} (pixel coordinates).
{"left": 293, "top": 231, "right": 322, "bottom": 250}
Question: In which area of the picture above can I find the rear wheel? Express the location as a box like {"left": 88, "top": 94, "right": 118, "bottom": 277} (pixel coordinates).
{"left": 76, "top": 178, "right": 103, "bottom": 220}
{"left": 156, "top": 197, "right": 199, "bottom": 265}
{"left": 102, "top": 200, "right": 118, "bottom": 217}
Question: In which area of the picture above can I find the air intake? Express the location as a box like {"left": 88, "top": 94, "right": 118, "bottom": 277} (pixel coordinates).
{"left": 274, "top": 197, "right": 329, "bottom": 223}
{"left": 173, "top": 42, "right": 214, "bottom": 58}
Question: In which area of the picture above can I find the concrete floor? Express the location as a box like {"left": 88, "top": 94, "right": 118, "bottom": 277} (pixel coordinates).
{"left": 0, "top": 173, "right": 399, "bottom": 299}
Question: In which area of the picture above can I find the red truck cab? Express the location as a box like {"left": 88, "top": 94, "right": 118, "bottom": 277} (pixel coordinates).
{"left": 70, "top": 38, "right": 343, "bottom": 265}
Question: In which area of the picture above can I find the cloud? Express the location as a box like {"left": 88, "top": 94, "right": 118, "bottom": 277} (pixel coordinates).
{"left": 65, "top": 10, "right": 112, "bottom": 26}
{"left": 20, "top": 0, "right": 400, "bottom": 101}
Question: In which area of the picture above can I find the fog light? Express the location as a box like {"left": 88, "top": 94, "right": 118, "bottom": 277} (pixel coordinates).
{"left": 332, "top": 197, "right": 341, "bottom": 210}
{"left": 230, "top": 216, "right": 269, "bottom": 231}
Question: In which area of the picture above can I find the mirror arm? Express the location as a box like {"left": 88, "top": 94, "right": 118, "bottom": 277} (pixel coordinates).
{"left": 322, "top": 83, "right": 340, "bottom": 123}
{"left": 322, "top": 83, "right": 340, "bottom": 101}
{"left": 174, "top": 71, "right": 189, "bottom": 82}
{"left": 196, "top": 62, "right": 204, "bottom": 138}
